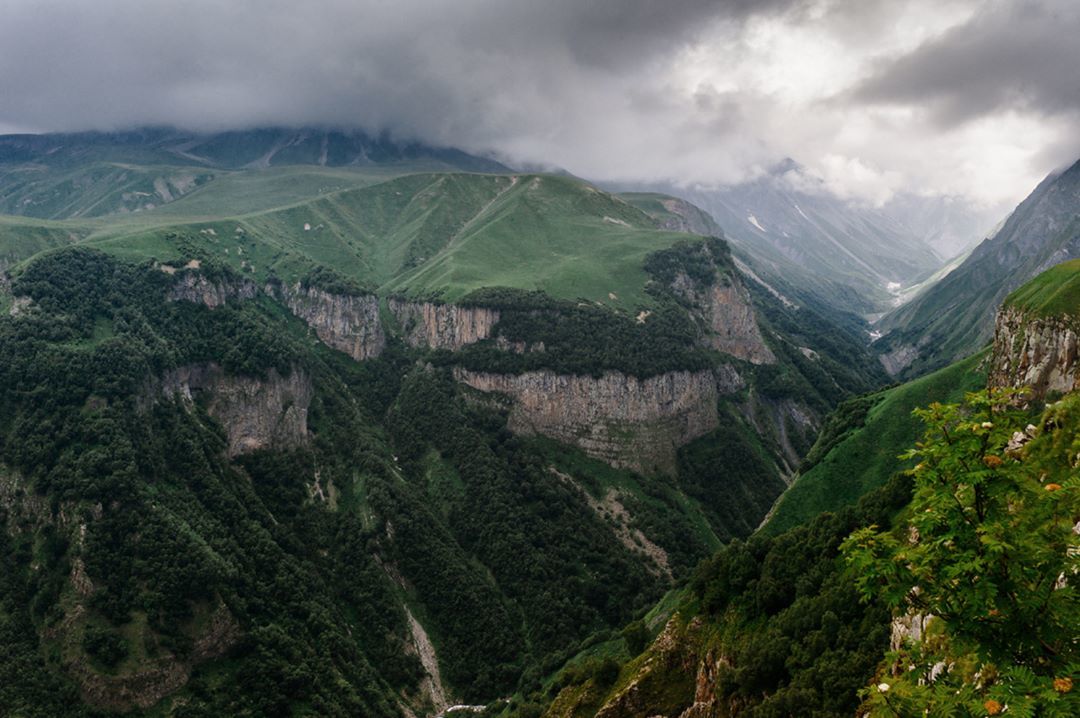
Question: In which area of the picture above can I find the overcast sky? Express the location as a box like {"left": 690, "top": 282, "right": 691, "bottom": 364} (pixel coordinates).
{"left": 1, "top": 0, "right": 1077, "bottom": 210}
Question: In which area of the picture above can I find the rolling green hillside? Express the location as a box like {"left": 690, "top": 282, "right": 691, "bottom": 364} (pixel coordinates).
{"left": 70, "top": 172, "right": 700, "bottom": 311}
{"left": 1003, "top": 257, "right": 1080, "bottom": 318}
{"left": 0, "top": 128, "right": 510, "bottom": 225}
{"left": 0, "top": 215, "right": 87, "bottom": 266}
{"left": 384, "top": 176, "right": 686, "bottom": 308}
{"left": 764, "top": 350, "right": 987, "bottom": 534}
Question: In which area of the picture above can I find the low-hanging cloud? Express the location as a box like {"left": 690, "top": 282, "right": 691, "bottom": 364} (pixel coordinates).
{"left": 0, "top": 0, "right": 1076, "bottom": 209}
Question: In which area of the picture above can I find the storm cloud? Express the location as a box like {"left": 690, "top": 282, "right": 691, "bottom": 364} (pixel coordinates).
{"left": 854, "top": 1, "right": 1080, "bottom": 127}
{"left": 0, "top": 0, "right": 1076, "bottom": 208}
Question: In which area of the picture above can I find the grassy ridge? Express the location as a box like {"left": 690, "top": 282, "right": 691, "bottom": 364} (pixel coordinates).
{"left": 0, "top": 215, "right": 89, "bottom": 265}
{"left": 1004, "top": 257, "right": 1080, "bottom": 319}
{"left": 764, "top": 350, "right": 987, "bottom": 534}
{"left": 76, "top": 172, "right": 700, "bottom": 310}
{"left": 383, "top": 175, "right": 692, "bottom": 309}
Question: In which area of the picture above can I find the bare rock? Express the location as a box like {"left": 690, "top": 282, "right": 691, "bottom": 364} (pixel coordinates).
{"left": 389, "top": 299, "right": 499, "bottom": 351}
{"left": 989, "top": 307, "right": 1079, "bottom": 401}
{"left": 670, "top": 270, "right": 776, "bottom": 365}
{"left": 280, "top": 283, "right": 386, "bottom": 360}
{"left": 455, "top": 368, "right": 719, "bottom": 475}
{"left": 150, "top": 363, "right": 312, "bottom": 456}
{"left": 166, "top": 271, "right": 257, "bottom": 308}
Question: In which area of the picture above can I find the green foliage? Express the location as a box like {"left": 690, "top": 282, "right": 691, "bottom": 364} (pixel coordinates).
{"left": 768, "top": 351, "right": 987, "bottom": 534}
{"left": 798, "top": 393, "right": 883, "bottom": 473}
{"left": 669, "top": 474, "right": 914, "bottom": 718}
{"left": 0, "top": 164, "right": 899, "bottom": 716}
{"left": 82, "top": 625, "right": 128, "bottom": 670}
{"left": 386, "top": 368, "right": 663, "bottom": 694}
{"left": 449, "top": 289, "right": 709, "bottom": 378}
{"left": 842, "top": 389, "right": 1080, "bottom": 716}
{"left": 0, "top": 508, "right": 90, "bottom": 717}
{"left": 746, "top": 281, "right": 888, "bottom": 412}
{"left": 593, "top": 657, "right": 620, "bottom": 687}
{"left": 642, "top": 236, "right": 731, "bottom": 288}
{"left": 0, "top": 249, "right": 421, "bottom": 715}
{"left": 676, "top": 412, "right": 786, "bottom": 542}
{"left": 621, "top": 620, "right": 649, "bottom": 656}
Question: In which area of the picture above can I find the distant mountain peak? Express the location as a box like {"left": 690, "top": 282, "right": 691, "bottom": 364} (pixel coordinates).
{"left": 768, "top": 157, "right": 805, "bottom": 177}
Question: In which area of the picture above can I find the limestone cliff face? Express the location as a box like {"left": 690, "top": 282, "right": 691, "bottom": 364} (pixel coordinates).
{"left": 153, "top": 363, "right": 312, "bottom": 456}
{"left": 671, "top": 271, "right": 776, "bottom": 365}
{"left": 455, "top": 368, "right": 718, "bottom": 475}
{"left": 280, "top": 284, "right": 386, "bottom": 360}
{"left": 989, "top": 307, "right": 1079, "bottom": 401}
{"left": 389, "top": 299, "right": 499, "bottom": 351}
{"left": 166, "top": 271, "right": 257, "bottom": 308}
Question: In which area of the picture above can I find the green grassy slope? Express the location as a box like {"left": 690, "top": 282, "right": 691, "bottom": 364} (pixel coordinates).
{"left": 0, "top": 215, "right": 90, "bottom": 266}
{"left": 0, "top": 162, "right": 216, "bottom": 219}
{"left": 78, "top": 172, "right": 699, "bottom": 310}
{"left": 764, "top": 350, "right": 988, "bottom": 534}
{"left": 126, "top": 165, "right": 385, "bottom": 218}
{"left": 0, "top": 128, "right": 512, "bottom": 222}
{"left": 385, "top": 176, "right": 694, "bottom": 309}
{"left": 1004, "top": 257, "right": 1080, "bottom": 319}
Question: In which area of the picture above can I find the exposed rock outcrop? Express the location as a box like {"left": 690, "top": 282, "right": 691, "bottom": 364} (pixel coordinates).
{"left": 759, "top": 397, "right": 818, "bottom": 477}
{"left": 455, "top": 368, "right": 718, "bottom": 475}
{"left": 653, "top": 197, "right": 723, "bottom": 236}
{"left": 880, "top": 343, "right": 919, "bottom": 377}
{"left": 989, "top": 307, "right": 1079, "bottom": 401}
{"left": 389, "top": 299, "right": 499, "bottom": 351}
{"left": 670, "top": 270, "right": 776, "bottom": 365}
{"left": 279, "top": 283, "right": 386, "bottom": 360}
{"left": 151, "top": 363, "right": 312, "bottom": 456}
{"left": 403, "top": 607, "right": 450, "bottom": 715}
{"left": 890, "top": 612, "right": 934, "bottom": 652}
{"left": 166, "top": 270, "right": 257, "bottom": 308}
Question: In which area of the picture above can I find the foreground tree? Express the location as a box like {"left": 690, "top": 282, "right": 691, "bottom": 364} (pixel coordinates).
{"left": 843, "top": 389, "right": 1080, "bottom": 717}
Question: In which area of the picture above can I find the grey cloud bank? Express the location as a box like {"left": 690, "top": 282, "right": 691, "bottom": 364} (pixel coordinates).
{"left": 0, "top": 0, "right": 1076, "bottom": 209}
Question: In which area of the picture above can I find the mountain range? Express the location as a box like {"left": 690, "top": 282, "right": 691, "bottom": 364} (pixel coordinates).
{"left": 875, "top": 158, "right": 1080, "bottom": 377}
{"left": 0, "top": 128, "right": 1076, "bottom": 718}
{"left": 618, "top": 160, "right": 1000, "bottom": 320}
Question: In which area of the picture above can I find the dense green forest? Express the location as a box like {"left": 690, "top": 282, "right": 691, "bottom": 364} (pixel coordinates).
{"left": 530, "top": 474, "right": 912, "bottom": 718}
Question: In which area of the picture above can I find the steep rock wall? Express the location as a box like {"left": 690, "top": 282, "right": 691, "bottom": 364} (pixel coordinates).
{"left": 166, "top": 271, "right": 257, "bottom": 308}
{"left": 671, "top": 271, "right": 776, "bottom": 365}
{"left": 152, "top": 363, "right": 312, "bottom": 456}
{"left": 989, "top": 307, "right": 1079, "bottom": 401}
{"left": 454, "top": 368, "right": 718, "bottom": 475}
{"left": 280, "top": 284, "right": 386, "bottom": 361}
{"left": 389, "top": 299, "right": 499, "bottom": 351}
